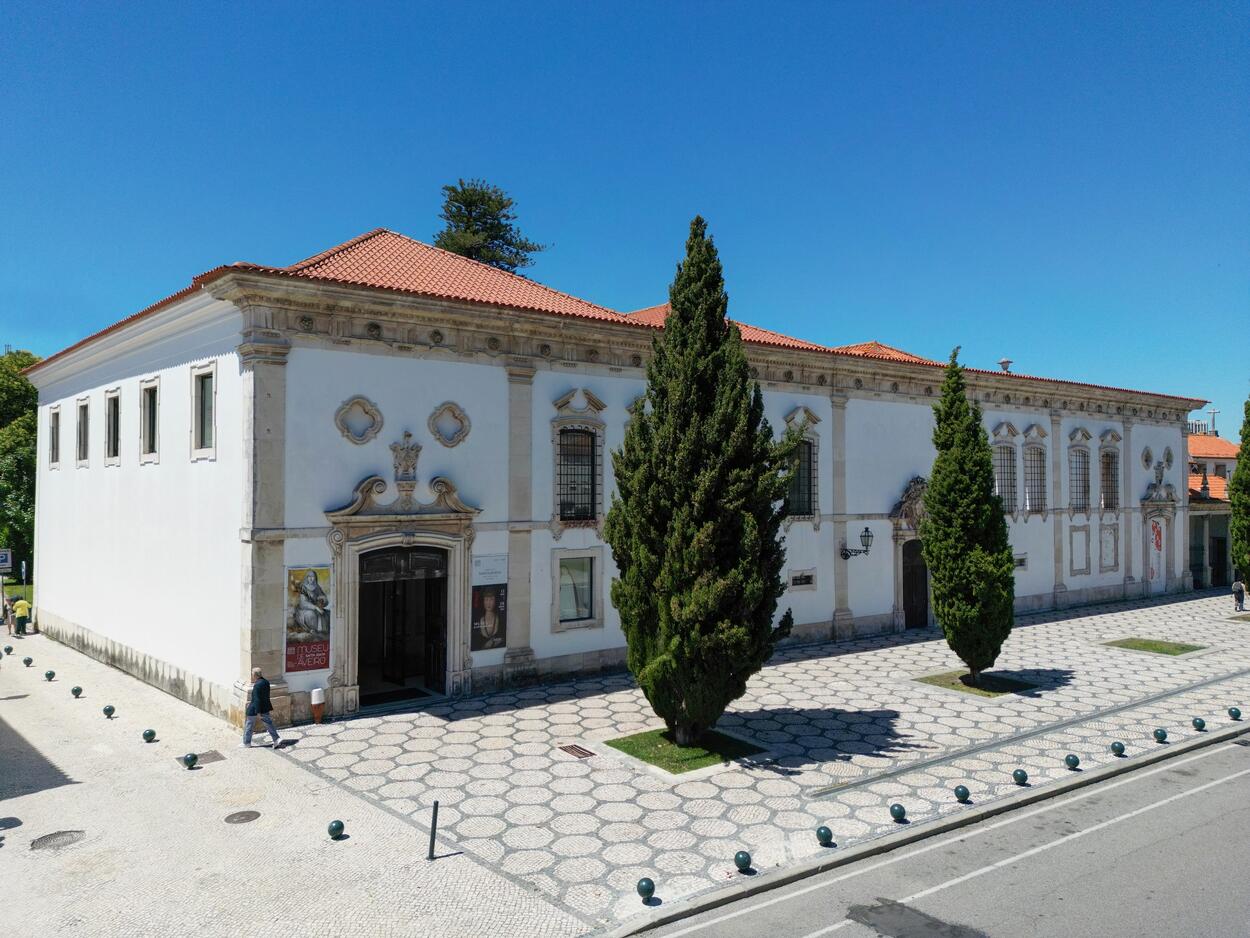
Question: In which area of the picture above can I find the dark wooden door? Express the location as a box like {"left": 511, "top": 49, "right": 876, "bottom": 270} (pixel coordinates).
{"left": 902, "top": 539, "right": 928, "bottom": 629}
{"left": 1212, "top": 537, "right": 1228, "bottom": 588}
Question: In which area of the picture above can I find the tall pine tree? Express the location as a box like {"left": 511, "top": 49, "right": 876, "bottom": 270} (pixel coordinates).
{"left": 920, "top": 349, "right": 1016, "bottom": 682}
{"left": 433, "top": 179, "right": 545, "bottom": 273}
{"left": 604, "top": 217, "right": 796, "bottom": 746}
{"left": 1229, "top": 390, "right": 1250, "bottom": 582}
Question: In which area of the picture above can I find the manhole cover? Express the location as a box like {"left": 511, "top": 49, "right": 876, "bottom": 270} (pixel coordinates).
{"left": 31, "top": 830, "right": 85, "bottom": 851}
{"left": 224, "top": 811, "right": 260, "bottom": 824}
{"left": 1232, "top": 738, "right": 1250, "bottom": 748}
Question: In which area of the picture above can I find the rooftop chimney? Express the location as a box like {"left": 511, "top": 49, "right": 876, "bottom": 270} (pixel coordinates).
{"left": 998, "top": 358, "right": 1013, "bottom": 373}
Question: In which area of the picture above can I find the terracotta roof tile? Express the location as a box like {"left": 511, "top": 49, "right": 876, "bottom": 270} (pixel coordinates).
{"left": 623, "top": 303, "right": 834, "bottom": 353}
{"left": 1189, "top": 473, "right": 1230, "bottom": 501}
{"left": 828, "top": 340, "right": 939, "bottom": 364}
{"left": 238, "top": 228, "right": 624, "bottom": 322}
{"left": 1188, "top": 435, "right": 1240, "bottom": 459}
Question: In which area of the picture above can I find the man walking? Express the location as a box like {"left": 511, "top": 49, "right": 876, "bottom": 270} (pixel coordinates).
{"left": 1234, "top": 577, "right": 1246, "bottom": 613}
{"left": 12, "top": 596, "right": 31, "bottom": 635}
{"left": 240, "top": 667, "right": 282, "bottom": 748}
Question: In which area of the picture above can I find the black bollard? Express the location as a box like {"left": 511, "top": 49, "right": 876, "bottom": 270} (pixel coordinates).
{"left": 427, "top": 800, "right": 440, "bottom": 860}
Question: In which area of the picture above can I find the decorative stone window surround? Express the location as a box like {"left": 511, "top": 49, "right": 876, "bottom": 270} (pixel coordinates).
{"left": 334, "top": 395, "right": 384, "bottom": 445}
{"left": 1067, "top": 427, "right": 1092, "bottom": 518}
{"left": 1098, "top": 522, "right": 1120, "bottom": 573}
{"left": 428, "top": 401, "right": 471, "bottom": 448}
{"left": 190, "top": 361, "right": 217, "bottom": 461}
{"left": 549, "top": 389, "right": 607, "bottom": 540}
{"left": 783, "top": 405, "right": 821, "bottom": 530}
{"left": 1021, "top": 423, "right": 1048, "bottom": 520}
{"left": 1098, "top": 429, "right": 1122, "bottom": 517}
{"left": 139, "top": 376, "right": 160, "bottom": 465}
{"left": 787, "top": 568, "right": 818, "bottom": 591}
{"left": 104, "top": 387, "right": 121, "bottom": 467}
{"left": 48, "top": 404, "right": 61, "bottom": 469}
{"left": 1069, "top": 523, "right": 1091, "bottom": 576}
{"left": 75, "top": 396, "right": 90, "bottom": 468}
{"left": 991, "top": 421, "right": 1020, "bottom": 520}
{"left": 551, "top": 545, "right": 605, "bottom": 633}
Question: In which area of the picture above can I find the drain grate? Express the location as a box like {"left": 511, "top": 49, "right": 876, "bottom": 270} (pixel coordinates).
{"left": 224, "top": 810, "right": 261, "bottom": 824}
{"left": 558, "top": 744, "right": 595, "bottom": 759}
{"left": 1232, "top": 738, "right": 1250, "bottom": 747}
{"left": 31, "top": 830, "right": 85, "bottom": 851}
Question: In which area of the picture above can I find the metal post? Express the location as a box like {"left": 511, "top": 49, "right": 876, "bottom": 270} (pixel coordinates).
{"left": 427, "top": 799, "right": 439, "bottom": 860}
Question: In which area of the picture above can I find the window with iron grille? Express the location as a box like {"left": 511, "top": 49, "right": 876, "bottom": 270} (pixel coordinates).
{"left": 993, "top": 445, "right": 1017, "bottom": 512}
{"left": 1024, "top": 447, "right": 1046, "bottom": 513}
{"left": 558, "top": 428, "right": 597, "bottom": 521}
{"left": 1069, "top": 447, "right": 1090, "bottom": 512}
{"left": 1100, "top": 450, "right": 1119, "bottom": 510}
{"left": 49, "top": 408, "right": 60, "bottom": 466}
{"left": 787, "top": 439, "right": 815, "bottom": 516}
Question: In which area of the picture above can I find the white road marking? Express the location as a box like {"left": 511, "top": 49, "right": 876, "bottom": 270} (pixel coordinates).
{"left": 658, "top": 742, "right": 1240, "bottom": 937}
{"left": 797, "top": 764, "right": 1250, "bottom": 938}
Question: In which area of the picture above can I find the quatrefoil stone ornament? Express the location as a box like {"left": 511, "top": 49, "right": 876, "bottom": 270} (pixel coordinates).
{"left": 335, "top": 396, "right": 384, "bottom": 445}
{"left": 428, "top": 402, "right": 471, "bottom": 448}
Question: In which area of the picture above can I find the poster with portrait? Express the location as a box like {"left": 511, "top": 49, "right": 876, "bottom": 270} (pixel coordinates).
{"left": 286, "top": 565, "right": 331, "bottom": 671}
{"left": 471, "top": 554, "right": 508, "bottom": 652}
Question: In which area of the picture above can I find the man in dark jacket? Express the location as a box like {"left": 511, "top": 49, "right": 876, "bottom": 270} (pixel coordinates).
{"left": 241, "top": 667, "right": 282, "bottom": 748}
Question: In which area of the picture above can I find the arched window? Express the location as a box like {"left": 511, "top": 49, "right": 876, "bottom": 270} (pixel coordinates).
{"left": 1069, "top": 447, "right": 1090, "bottom": 512}
{"left": 1100, "top": 449, "right": 1119, "bottom": 511}
{"left": 787, "top": 439, "right": 815, "bottom": 516}
{"left": 1024, "top": 446, "right": 1047, "bottom": 514}
{"left": 557, "top": 428, "right": 597, "bottom": 521}
{"left": 993, "top": 445, "right": 1017, "bottom": 512}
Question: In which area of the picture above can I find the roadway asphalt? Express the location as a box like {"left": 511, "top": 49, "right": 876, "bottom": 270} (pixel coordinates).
{"left": 646, "top": 739, "right": 1250, "bottom": 938}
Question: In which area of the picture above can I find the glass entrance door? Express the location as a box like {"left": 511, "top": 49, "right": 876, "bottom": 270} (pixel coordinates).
{"left": 358, "top": 546, "right": 448, "bottom": 705}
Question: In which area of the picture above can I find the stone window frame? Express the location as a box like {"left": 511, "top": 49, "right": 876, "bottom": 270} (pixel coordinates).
{"left": 48, "top": 404, "right": 61, "bottom": 469}
{"left": 190, "top": 361, "right": 217, "bottom": 462}
{"left": 1021, "top": 423, "right": 1048, "bottom": 518}
{"left": 782, "top": 405, "right": 821, "bottom": 530}
{"left": 75, "top": 396, "right": 90, "bottom": 468}
{"left": 1013, "top": 553, "right": 1028, "bottom": 570}
{"left": 549, "top": 389, "right": 607, "bottom": 540}
{"left": 139, "top": 376, "right": 160, "bottom": 465}
{"left": 787, "top": 567, "right": 818, "bottom": 591}
{"left": 1067, "top": 427, "right": 1092, "bottom": 517}
{"left": 104, "top": 387, "right": 121, "bottom": 467}
{"left": 1098, "top": 429, "right": 1122, "bottom": 515}
{"left": 990, "top": 422, "right": 1020, "bottom": 519}
{"left": 551, "top": 545, "right": 605, "bottom": 633}
{"left": 1098, "top": 520, "right": 1120, "bottom": 573}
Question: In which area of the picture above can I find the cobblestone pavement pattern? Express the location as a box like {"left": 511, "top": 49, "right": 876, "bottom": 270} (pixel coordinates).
{"left": 283, "top": 592, "right": 1250, "bottom": 929}
{"left": 5, "top": 592, "right": 1248, "bottom": 936}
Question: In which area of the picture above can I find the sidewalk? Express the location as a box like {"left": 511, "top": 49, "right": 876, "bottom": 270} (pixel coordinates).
{"left": 4, "top": 591, "right": 1247, "bottom": 936}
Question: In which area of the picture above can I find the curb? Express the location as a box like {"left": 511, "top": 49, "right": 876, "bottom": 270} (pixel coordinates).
{"left": 600, "top": 718, "right": 1250, "bottom": 937}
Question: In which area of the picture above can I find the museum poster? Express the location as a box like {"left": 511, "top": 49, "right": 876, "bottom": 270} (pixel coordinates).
{"left": 286, "top": 565, "right": 331, "bottom": 671}
{"left": 471, "top": 553, "right": 508, "bottom": 652}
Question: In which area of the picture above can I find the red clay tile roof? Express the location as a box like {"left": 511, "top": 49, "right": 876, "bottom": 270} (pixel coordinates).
{"left": 623, "top": 303, "right": 836, "bottom": 353}
{"left": 1189, "top": 472, "right": 1230, "bottom": 501}
{"left": 828, "top": 340, "right": 939, "bottom": 364}
{"left": 236, "top": 228, "right": 623, "bottom": 322}
{"left": 1189, "top": 435, "right": 1240, "bottom": 459}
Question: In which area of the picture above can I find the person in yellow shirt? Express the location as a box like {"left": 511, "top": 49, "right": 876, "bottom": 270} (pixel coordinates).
{"left": 13, "top": 597, "right": 31, "bottom": 635}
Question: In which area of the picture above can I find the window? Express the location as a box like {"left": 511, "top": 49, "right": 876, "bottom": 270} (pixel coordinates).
{"left": 789, "top": 569, "right": 817, "bottom": 590}
{"left": 1069, "top": 447, "right": 1090, "bottom": 512}
{"left": 1023, "top": 447, "right": 1046, "bottom": 514}
{"left": 105, "top": 391, "right": 120, "bottom": 463}
{"left": 140, "top": 380, "right": 159, "bottom": 461}
{"left": 192, "top": 365, "right": 215, "bottom": 456}
{"left": 76, "top": 400, "right": 89, "bottom": 465}
{"left": 49, "top": 407, "right": 61, "bottom": 467}
{"left": 1214, "top": 463, "right": 1227, "bottom": 479}
{"left": 786, "top": 440, "right": 815, "bottom": 516}
{"left": 559, "top": 556, "right": 594, "bottom": 621}
{"left": 557, "top": 428, "right": 596, "bottom": 521}
{"left": 1100, "top": 450, "right": 1119, "bottom": 510}
{"left": 993, "top": 445, "right": 1017, "bottom": 512}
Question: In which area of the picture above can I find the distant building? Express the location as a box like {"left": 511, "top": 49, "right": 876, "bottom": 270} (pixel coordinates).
{"left": 25, "top": 229, "right": 1207, "bottom": 726}
{"left": 1188, "top": 432, "right": 1239, "bottom": 587}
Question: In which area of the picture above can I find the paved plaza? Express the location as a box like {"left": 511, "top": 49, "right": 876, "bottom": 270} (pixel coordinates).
{"left": 5, "top": 591, "right": 1250, "bottom": 936}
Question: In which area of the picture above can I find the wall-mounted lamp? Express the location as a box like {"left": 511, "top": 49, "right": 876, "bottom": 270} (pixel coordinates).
{"left": 840, "top": 526, "right": 874, "bottom": 560}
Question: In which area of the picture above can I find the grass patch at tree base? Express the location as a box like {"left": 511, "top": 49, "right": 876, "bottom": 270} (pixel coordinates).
{"left": 604, "top": 728, "right": 764, "bottom": 774}
{"left": 1103, "top": 637, "right": 1205, "bottom": 655}
{"left": 915, "top": 669, "right": 1038, "bottom": 697}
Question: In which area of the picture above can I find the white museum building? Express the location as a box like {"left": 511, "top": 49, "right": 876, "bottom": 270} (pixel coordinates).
{"left": 27, "top": 229, "right": 1207, "bottom": 726}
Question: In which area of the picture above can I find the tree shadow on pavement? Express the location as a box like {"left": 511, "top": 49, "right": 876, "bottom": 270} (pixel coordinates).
{"left": 0, "top": 716, "right": 77, "bottom": 800}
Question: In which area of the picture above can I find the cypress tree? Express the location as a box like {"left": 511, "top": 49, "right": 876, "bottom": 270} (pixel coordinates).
{"left": 920, "top": 349, "right": 1016, "bottom": 682}
{"left": 604, "top": 217, "right": 796, "bottom": 746}
{"left": 1229, "top": 391, "right": 1250, "bottom": 582}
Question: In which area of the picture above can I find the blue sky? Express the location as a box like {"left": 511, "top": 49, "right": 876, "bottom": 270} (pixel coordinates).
{"left": 3, "top": 2, "right": 1247, "bottom": 429}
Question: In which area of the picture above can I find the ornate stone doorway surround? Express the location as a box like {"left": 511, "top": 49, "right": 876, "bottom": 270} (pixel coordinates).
{"left": 891, "top": 476, "right": 933, "bottom": 630}
{"left": 323, "top": 432, "right": 479, "bottom": 718}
